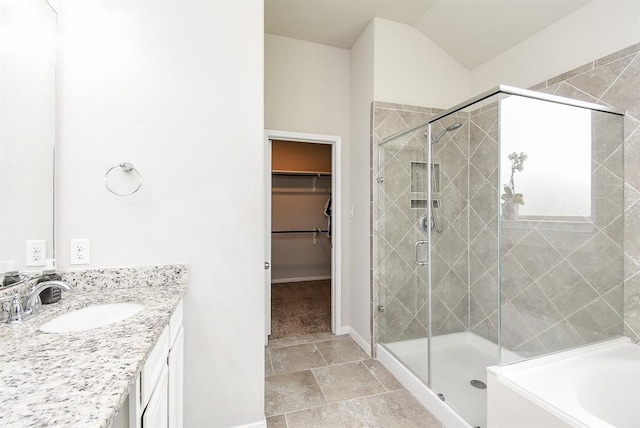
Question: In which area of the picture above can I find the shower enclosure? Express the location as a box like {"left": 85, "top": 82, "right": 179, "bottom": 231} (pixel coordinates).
{"left": 372, "top": 86, "right": 624, "bottom": 428}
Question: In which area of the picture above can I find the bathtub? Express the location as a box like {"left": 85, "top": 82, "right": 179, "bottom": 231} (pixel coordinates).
{"left": 487, "top": 337, "right": 640, "bottom": 428}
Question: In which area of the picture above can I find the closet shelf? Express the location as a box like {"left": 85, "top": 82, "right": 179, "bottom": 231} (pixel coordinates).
{"left": 272, "top": 170, "right": 331, "bottom": 177}
{"left": 272, "top": 229, "right": 329, "bottom": 234}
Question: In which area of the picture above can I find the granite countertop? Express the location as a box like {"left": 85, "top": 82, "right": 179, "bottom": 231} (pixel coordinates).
{"left": 0, "top": 265, "right": 187, "bottom": 428}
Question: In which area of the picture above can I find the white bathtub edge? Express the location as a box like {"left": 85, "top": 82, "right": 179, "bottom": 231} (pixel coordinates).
{"left": 376, "top": 344, "right": 472, "bottom": 428}
{"left": 488, "top": 337, "right": 630, "bottom": 375}
{"left": 487, "top": 337, "right": 632, "bottom": 428}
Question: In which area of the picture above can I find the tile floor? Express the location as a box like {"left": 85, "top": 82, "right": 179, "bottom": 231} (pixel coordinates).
{"left": 265, "top": 333, "right": 443, "bottom": 427}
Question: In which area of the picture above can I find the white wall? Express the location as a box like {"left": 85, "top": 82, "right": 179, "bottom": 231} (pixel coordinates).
{"left": 349, "top": 20, "right": 375, "bottom": 348}
{"left": 373, "top": 18, "right": 471, "bottom": 109}
{"left": 264, "top": 34, "right": 351, "bottom": 328}
{"left": 57, "top": 1, "right": 265, "bottom": 426}
{"left": 471, "top": 0, "right": 640, "bottom": 93}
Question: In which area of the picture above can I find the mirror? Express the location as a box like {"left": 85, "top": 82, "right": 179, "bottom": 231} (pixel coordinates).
{"left": 0, "top": 0, "right": 56, "bottom": 273}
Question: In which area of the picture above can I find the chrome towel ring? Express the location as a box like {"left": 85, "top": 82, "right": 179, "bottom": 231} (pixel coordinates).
{"left": 104, "top": 162, "right": 143, "bottom": 196}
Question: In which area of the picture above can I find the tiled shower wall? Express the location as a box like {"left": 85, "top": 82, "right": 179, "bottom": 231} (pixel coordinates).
{"left": 371, "top": 103, "right": 438, "bottom": 344}
{"left": 466, "top": 104, "right": 500, "bottom": 344}
{"left": 530, "top": 42, "right": 640, "bottom": 344}
{"left": 464, "top": 102, "right": 625, "bottom": 359}
{"left": 468, "top": 104, "right": 625, "bottom": 359}
{"left": 371, "top": 41, "right": 640, "bottom": 351}
{"left": 372, "top": 103, "right": 472, "bottom": 344}
{"left": 428, "top": 114, "right": 471, "bottom": 336}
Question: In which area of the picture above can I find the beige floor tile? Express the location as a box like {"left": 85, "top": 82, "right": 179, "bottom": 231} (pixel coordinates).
{"left": 265, "top": 349, "right": 274, "bottom": 377}
{"left": 267, "top": 332, "right": 339, "bottom": 349}
{"left": 265, "top": 370, "right": 327, "bottom": 416}
{"left": 285, "top": 402, "right": 367, "bottom": 428}
{"left": 297, "top": 332, "right": 345, "bottom": 343}
{"left": 351, "top": 389, "right": 443, "bottom": 427}
{"left": 265, "top": 335, "right": 444, "bottom": 427}
{"left": 266, "top": 414, "right": 287, "bottom": 428}
{"left": 313, "top": 361, "right": 385, "bottom": 403}
{"left": 315, "top": 337, "right": 369, "bottom": 365}
{"left": 362, "top": 359, "right": 403, "bottom": 391}
{"left": 269, "top": 343, "right": 327, "bottom": 375}
{"left": 268, "top": 336, "right": 305, "bottom": 349}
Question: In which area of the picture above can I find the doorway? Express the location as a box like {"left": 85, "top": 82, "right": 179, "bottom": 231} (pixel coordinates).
{"left": 264, "top": 130, "right": 342, "bottom": 343}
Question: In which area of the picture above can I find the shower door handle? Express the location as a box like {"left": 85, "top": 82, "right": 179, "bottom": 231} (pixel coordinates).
{"left": 414, "top": 240, "right": 428, "bottom": 266}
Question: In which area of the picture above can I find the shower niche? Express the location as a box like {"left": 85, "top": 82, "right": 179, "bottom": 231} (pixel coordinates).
{"left": 372, "top": 87, "right": 624, "bottom": 428}
{"left": 409, "top": 161, "right": 440, "bottom": 210}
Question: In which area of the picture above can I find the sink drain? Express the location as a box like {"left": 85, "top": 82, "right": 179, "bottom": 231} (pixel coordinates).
{"left": 470, "top": 379, "right": 486, "bottom": 389}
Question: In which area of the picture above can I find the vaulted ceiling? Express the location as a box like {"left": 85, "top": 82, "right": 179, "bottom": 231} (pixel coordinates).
{"left": 265, "top": 0, "right": 592, "bottom": 69}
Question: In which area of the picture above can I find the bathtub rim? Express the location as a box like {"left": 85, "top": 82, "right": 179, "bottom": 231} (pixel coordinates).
{"left": 488, "top": 336, "right": 632, "bottom": 428}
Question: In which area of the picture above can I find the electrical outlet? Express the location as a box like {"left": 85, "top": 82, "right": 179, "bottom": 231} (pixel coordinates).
{"left": 70, "top": 239, "right": 90, "bottom": 265}
{"left": 26, "top": 240, "right": 47, "bottom": 267}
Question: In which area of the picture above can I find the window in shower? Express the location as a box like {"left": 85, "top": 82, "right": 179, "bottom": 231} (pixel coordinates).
{"left": 500, "top": 95, "right": 592, "bottom": 220}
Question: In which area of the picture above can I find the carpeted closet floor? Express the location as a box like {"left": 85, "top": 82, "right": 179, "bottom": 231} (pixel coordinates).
{"left": 270, "top": 280, "right": 331, "bottom": 339}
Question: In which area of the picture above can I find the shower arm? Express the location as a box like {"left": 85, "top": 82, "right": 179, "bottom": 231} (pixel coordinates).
{"left": 379, "top": 120, "right": 429, "bottom": 146}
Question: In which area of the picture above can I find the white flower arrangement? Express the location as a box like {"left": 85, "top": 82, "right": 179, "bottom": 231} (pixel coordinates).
{"left": 502, "top": 151, "right": 527, "bottom": 206}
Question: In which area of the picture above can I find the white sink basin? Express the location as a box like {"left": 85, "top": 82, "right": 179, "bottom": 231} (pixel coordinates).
{"left": 39, "top": 302, "right": 144, "bottom": 333}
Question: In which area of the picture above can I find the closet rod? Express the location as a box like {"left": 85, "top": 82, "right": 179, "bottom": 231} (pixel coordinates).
{"left": 272, "top": 230, "right": 329, "bottom": 234}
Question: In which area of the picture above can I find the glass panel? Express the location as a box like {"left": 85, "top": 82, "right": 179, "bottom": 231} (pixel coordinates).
{"left": 498, "top": 94, "right": 624, "bottom": 365}
{"left": 428, "top": 93, "right": 501, "bottom": 428}
{"left": 371, "top": 89, "right": 623, "bottom": 428}
{"left": 372, "top": 102, "right": 433, "bottom": 383}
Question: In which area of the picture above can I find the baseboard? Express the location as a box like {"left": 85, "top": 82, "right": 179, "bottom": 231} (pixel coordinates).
{"left": 231, "top": 418, "right": 267, "bottom": 428}
{"left": 271, "top": 275, "right": 331, "bottom": 284}
{"left": 336, "top": 325, "right": 350, "bottom": 335}
{"left": 347, "top": 327, "right": 372, "bottom": 357}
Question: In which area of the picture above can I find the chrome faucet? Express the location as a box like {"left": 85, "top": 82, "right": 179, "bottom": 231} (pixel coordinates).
{"left": 4, "top": 280, "right": 73, "bottom": 324}
{"left": 25, "top": 281, "right": 72, "bottom": 314}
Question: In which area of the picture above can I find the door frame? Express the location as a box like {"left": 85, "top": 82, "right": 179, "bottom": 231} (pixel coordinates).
{"left": 264, "top": 130, "right": 342, "bottom": 343}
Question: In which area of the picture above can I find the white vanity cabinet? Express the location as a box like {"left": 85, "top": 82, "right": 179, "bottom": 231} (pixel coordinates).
{"left": 142, "top": 364, "right": 169, "bottom": 427}
{"left": 168, "top": 300, "right": 184, "bottom": 428}
{"left": 112, "top": 299, "right": 183, "bottom": 428}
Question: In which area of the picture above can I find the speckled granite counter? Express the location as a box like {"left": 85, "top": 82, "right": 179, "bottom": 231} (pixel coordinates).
{"left": 0, "top": 264, "right": 188, "bottom": 428}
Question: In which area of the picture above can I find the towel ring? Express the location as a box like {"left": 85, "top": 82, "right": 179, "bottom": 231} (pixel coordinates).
{"left": 104, "top": 162, "right": 143, "bottom": 196}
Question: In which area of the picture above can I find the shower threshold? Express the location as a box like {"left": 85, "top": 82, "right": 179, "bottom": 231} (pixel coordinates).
{"left": 378, "top": 332, "right": 520, "bottom": 428}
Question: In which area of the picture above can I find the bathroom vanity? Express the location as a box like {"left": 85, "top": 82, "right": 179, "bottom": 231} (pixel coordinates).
{"left": 0, "top": 265, "right": 187, "bottom": 427}
{"left": 112, "top": 299, "right": 184, "bottom": 428}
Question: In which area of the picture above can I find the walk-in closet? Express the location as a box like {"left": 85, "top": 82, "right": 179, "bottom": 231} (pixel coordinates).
{"left": 269, "top": 140, "right": 332, "bottom": 339}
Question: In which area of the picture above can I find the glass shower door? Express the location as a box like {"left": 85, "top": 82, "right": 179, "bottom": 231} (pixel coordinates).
{"left": 373, "top": 115, "right": 431, "bottom": 383}
{"left": 428, "top": 94, "right": 501, "bottom": 428}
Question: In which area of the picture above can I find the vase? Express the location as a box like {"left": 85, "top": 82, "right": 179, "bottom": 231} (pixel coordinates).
{"left": 502, "top": 201, "right": 519, "bottom": 220}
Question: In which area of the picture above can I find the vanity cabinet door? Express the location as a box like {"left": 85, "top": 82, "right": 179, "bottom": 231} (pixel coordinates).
{"left": 142, "top": 364, "right": 168, "bottom": 428}
{"left": 168, "top": 327, "right": 184, "bottom": 428}
{"left": 142, "top": 326, "right": 169, "bottom": 406}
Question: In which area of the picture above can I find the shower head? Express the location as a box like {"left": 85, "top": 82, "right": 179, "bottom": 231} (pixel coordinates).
{"left": 446, "top": 122, "right": 463, "bottom": 132}
{"left": 428, "top": 122, "right": 463, "bottom": 145}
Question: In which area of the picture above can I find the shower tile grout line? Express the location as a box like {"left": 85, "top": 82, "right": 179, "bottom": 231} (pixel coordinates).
{"left": 267, "top": 349, "right": 275, "bottom": 376}
{"left": 597, "top": 53, "right": 639, "bottom": 101}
